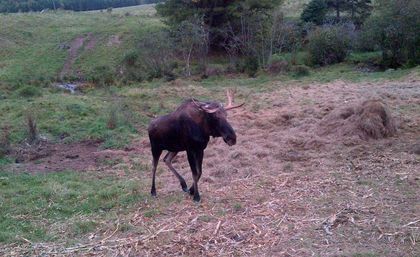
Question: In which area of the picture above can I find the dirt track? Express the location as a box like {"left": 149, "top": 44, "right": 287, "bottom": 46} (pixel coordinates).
{"left": 7, "top": 75, "right": 420, "bottom": 256}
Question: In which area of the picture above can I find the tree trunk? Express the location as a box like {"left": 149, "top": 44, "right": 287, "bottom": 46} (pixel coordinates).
{"left": 336, "top": 0, "right": 340, "bottom": 20}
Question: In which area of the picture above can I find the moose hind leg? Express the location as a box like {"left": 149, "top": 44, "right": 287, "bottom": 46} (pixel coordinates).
{"left": 150, "top": 148, "right": 162, "bottom": 197}
{"left": 163, "top": 151, "right": 188, "bottom": 192}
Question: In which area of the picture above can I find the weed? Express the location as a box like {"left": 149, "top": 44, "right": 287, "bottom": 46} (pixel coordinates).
{"left": 26, "top": 113, "right": 38, "bottom": 144}
{"left": 0, "top": 127, "right": 11, "bottom": 157}
{"left": 107, "top": 107, "right": 118, "bottom": 130}
{"left": 72, "top": 220, "right": 98, "bottom": 236}
{"left": 143, "top": 209, "right": 160, "bottom": 218}
{"left": 16, "top": 85, "right": 42, "bottom": 98}
{"left": 233, "top": 202, "right": 244, "bottom": 212}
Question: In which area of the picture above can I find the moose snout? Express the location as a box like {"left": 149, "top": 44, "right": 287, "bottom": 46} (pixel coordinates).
{"left": 223, "top": 136, "right": 236, "bottom": 146}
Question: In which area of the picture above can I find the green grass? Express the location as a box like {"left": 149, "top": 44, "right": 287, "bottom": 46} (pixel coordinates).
{"left": 0, "top": 89, "right": 145, "bottom": 147}
{"left": 347, "top": 51, "right": 382, "bottom": 64}
{"left": 0, "top": 6, "right": 163, "bottom": 88}
{"left": 0, "top": 171, "right": 147, "bottom": 243}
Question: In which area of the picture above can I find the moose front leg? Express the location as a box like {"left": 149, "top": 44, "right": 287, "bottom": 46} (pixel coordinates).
{"left": 187, "top": 149, "right": 204, "bottom": 202}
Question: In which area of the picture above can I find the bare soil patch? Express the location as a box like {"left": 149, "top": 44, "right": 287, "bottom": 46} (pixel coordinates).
{"left": 107, "top": 35, "right": 122, "bottom": 47}
{"left": 60, "top": 33, "right": 95, "bottom": 79}
{"left": 3, "top": 75, "right": 420, "bottom": 256}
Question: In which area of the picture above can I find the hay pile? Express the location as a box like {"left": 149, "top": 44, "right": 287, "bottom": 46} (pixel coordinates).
{"left": 317, "top": 100, "right": 397, "bottom": 140}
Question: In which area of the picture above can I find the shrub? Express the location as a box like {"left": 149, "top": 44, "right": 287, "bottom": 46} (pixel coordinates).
{"left": 291, "top": 65, "right": 310, "bottom": 77}
{"left": 268, "top": 54, "right": 289, "bottom": 74}
{"left": 17, "top": 85, "right": 42, "bottom": 98}
{"left": 137, "top": 31, "right": 176, "bottom": 80}
{"left": 362, "top": 0, "right": 420, "bottom": 68}
{"left": 243, "top": 56, "right": 259, "bottom": 77}
{"left": 123, "top": 51, "right": 139, "bottom": 67}
{"left": 88, "top": 66, "right": 114, "bottom": 87}
{"left": 307, "top": 26, "right": 351, "bottom": 66}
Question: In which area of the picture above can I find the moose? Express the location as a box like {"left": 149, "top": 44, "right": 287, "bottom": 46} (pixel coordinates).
{"left": 148, "top": 89, "right": 244, "bottom": 202}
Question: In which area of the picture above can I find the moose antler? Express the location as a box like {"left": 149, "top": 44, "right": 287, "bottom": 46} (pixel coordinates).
{"left": 225, "top": 88, "right": 244, "bottom": 111}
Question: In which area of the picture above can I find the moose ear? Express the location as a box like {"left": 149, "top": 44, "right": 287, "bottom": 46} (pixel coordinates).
{"left": 192, "top": 99, "right": 220, "bottom": 113}
{"left": 200, "top": 104, "right": 219, "bottom": 113}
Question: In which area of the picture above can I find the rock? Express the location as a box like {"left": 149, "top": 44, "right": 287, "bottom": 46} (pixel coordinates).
{"left": 56, "top": 83, "right": 78, "bottom": 93}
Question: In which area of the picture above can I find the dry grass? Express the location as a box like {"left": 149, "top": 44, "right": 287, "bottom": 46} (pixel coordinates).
{"left": 2, "top": 74, "right": 420, "bottom": 256}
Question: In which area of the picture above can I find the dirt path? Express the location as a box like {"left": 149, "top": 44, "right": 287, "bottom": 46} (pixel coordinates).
{"left": 60, "top": 33, "right": 95, "bottom": 79}
{"left": 6, "top": 76, "right": 420, "bottom": 256}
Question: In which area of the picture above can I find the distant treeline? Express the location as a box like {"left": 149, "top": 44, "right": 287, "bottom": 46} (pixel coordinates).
{"left": 0, "top": 0, "right": 163, "bottom": 13}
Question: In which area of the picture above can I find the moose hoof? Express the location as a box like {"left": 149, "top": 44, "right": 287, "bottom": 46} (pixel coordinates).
{"left": 181, "top": 182, "right": 188, "bottom": 192}
{"left": 193, "top": 195, "right": 201, "bottom": 203}
{"left": 151, "top": 189, "right": 157, "bottom": 197}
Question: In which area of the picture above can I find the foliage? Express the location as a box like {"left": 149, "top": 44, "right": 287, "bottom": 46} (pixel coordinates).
{"left": 136, "top": 30, "right": 176, "bottom": 80}
{"left": 156, "top": 0, "right": 283, "bottom": 48}
{"left": 301, "top": 0, "right": 328, "bottom": 25}
{"left": 16, "top": 85, "right": 42, "bottom": 98}
{"left": 307, "top": 25, "right": 351, "bottom": 66}
{"left": 87, "top": 65, "right": 115, "bottom": 87}
{"left": 362, "top": 0, "right": 420, "bottom": 67}
{"left": 0, "top": 0, "right": 163, "bottom": 13}
{"left": 172, "top": 16, "right": 210, "bottom": 76}
{"left": 301, "top": 0, "right": 372, "bottom": 25}
{"left": 291, "top": 64, "right": 311, "bottom": 77}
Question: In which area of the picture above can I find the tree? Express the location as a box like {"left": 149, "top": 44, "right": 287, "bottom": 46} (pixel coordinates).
{"left": 173, "top": 16, "right": 210, "bottom": 76}
{"left": 363, "top": 0, "right": 420, "bottom": 67}
{"left": 347, "top": 0, "right": 372, "bottom": 26}
{"left": 0, "top": 0, "right": 164, "bottom": 13}
{"left": 301, "top": 0, "right": 328, "bottom": 25}
{"left": 301, "top": 0, "right": 372, "bottom": 25}
{"left": 326, "top": 0, "right": 347, "bottom": 20}
{"left": 156, "top": 0, "right": 283, "bottom": 49}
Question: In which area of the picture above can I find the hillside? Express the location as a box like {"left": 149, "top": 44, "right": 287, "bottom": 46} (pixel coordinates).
{"left": 0, "top": 4, "right": 161, "bottom": 89}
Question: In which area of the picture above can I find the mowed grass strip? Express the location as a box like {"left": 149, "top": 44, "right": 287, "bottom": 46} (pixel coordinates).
{"left": 0, "top": 171, "right": 147, "bottom": 244}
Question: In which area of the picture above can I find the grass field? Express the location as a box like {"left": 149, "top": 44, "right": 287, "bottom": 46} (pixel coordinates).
{"left": 1, "top": 3, "right": 419, "bottom": 256}
{"left": 0, "top": 4, "right": 162, "bottom": 88}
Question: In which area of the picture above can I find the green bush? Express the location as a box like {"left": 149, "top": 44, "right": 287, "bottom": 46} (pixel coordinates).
{"left": 307, "top": 26, "right": 351, "bottom": 66}
{"left": 362, "top": 0, "right": 420, "bottom": 68}
{"left": 123, "top": 51, "right": 139, "bottom": 67}
{"left": 347, "top": 52, "right": 382, "bottom": 65}
{"left": 291, "top": 65, "right": 310, "bottom": 77}
{"left": 87, "top": 66, "right": 114, "bottom": 87}
{"left": 243, "top": 56, "right": 259, "bottom": 77}
{"left": 16, "top": 85, "right": 42, "bottom": 98}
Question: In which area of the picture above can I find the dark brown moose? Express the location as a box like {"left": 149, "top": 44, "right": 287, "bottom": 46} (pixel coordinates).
{"left": 148, "top": 89, "right": 243, "bottom": 202}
